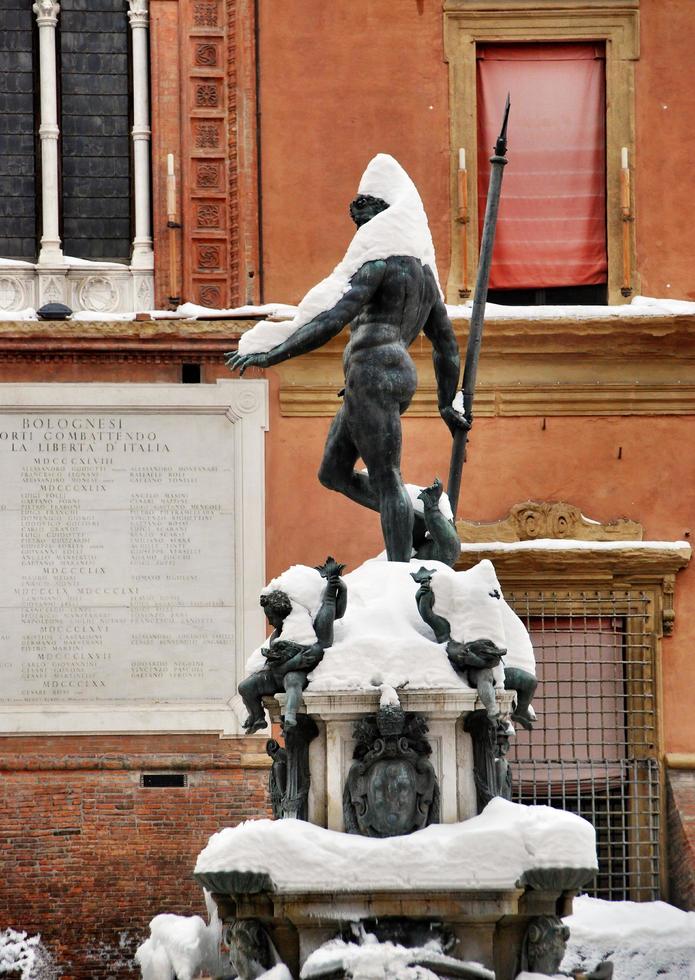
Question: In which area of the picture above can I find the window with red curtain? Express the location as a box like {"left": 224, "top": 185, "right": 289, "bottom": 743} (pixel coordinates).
{"left": 477, "top": 43, "right": 607, "bottom": 292}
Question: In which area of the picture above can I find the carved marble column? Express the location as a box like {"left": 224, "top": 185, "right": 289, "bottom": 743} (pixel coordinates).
{"left": 128, "top": 0, "right": 154, "bottom": 270}
{"left": 33, "top": 0, "right": 63, "bottom": 266}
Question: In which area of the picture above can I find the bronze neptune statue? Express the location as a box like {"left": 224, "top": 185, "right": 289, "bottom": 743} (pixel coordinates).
{"left": 226, "top": 155, "right": 469, "bottom": 563}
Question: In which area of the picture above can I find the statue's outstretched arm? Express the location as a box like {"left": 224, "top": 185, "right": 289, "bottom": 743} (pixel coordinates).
{"left": 226, "top": 260, "right": 386, "bottom": 374}
{"left": 422, "top": 277, "right": 467, "bottom": 437}
{"left": 313, "top": 577, "right": 346, "bottom": 648}
{"left": 334, "top": 579, "right": 348, "bottom": 620}
{"left": 412, "top": 569, "right": 451, "bottom": 644}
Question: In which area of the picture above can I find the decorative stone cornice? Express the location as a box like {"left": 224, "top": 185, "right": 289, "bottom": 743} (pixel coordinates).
{"left": 454, "top": 534, "right": 690, "bottom": 637}
{"left": 272, "top": 311, "right": 695, "bottom": 417}
{"left": 455, "top": 540, "right": 691, "bottom": 578}
{"left": 33, "top": 0, "right": 59, "bottom": 26}
{"left": 0, "top": 318, "right": 245, "bottom": 341}
{"left": 0, "top": 318, "right": 246, "bottom": 363}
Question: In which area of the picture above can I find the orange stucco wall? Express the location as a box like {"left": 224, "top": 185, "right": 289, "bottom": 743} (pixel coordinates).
{"left": 252, "top": 1, "right": 695, "bottom": 754}
{"left": 257, "top": 0, "right": 451, "bottom": 303}
{"left": 242, "top": 364, "right": 695, "bottom": 754}
{"left": 634, "top": 0, "right": 695, "bottom": 299}
{"left": 258, "top": 0, "right": 695, "bottom": 304}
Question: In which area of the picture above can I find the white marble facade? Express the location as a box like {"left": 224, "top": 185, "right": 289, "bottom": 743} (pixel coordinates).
{"left": 0, "top": 380, "right": 268, "bottom": 735}
{"left": 0, "top": 0, "right": 154, "bottom": 315}
{"left": 0, "top": 263, "right": 154, "bottom": 315}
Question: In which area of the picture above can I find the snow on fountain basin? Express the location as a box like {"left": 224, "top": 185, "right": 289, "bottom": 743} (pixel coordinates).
{"left": 195, "top": 797, "right": 597, "bottom": 895}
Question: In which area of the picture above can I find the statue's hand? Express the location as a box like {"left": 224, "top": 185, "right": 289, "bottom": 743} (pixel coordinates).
{"left": 224, "top": 350, "right": 270, "bottom": 375}
{"left": 440, "top": 404, "right": 471, "bottom": 437}
{"left": 414, "top": 583, "right": 434, "bottom": 607}
{"left": 328, "top": 573, "right": 343, "bottom": 593}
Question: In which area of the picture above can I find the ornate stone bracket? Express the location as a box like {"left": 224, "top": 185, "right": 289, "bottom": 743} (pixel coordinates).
{"left": 519, "top": 914, "right": 614, "bottom": 978}
{"left": 662, "top": 573, "right": 676, "bottom": 635}
{"left": 224, "top": 918, "right": 285, "bottom": 980}
{"left": 457, "top": 501, "right": 643, "bottom": 545}
{"left": 463, "top": 710, "right": 512, "bottom": 814}
{"left": 267, "top": 715, "right": 318, "bottom": 822}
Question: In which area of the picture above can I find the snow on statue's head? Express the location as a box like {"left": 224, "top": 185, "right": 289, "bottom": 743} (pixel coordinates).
{"left": 238, "top": 153, "right": 440, "bottom": 355}
{"left": 259, "top": 564, "right": 325, "bottom": 646}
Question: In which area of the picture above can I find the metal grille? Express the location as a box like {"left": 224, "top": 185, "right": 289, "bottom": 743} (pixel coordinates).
{"left": 505, "top": 590, "right": 660, "bottom": 901}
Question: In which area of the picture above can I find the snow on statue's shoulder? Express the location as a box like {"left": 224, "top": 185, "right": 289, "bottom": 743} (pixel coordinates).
{"left": 238, "top": 154, "right": 440, "bottom": 356}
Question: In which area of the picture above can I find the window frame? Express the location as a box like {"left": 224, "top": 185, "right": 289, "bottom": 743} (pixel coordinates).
{"left": 0, "top": 0, "right": 153, "bottom": 315}
{"left": 454, "top": 499, "right": 690, "bottom": 900}
{"left": 443, "top": 0, "right": 639, "bottom": 306}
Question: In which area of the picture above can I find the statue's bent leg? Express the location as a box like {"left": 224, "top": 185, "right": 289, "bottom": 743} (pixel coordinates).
{"left": 318, "top": 405, "right": 378, "bottom": 512}
{"left": 504, "top": 666, "right": 538, "bottom": 730}
{"left": 282, "top": 670, "right": 306, "bottom": 728}
{"left": 353, "top": 395, "right": 413, "bottom": 562}
{"left": 474, "top": 667, "right": 500, "bottom": 720}
{"left": 238, "top": 670, "right": 277, "bottom": 733}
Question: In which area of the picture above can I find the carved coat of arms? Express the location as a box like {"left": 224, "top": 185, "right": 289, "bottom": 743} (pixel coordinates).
{"left": 343, "top": 703, "right": 439, "bottom": 837}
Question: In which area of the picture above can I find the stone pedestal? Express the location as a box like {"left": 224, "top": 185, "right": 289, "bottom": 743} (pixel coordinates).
{"left": 268, "top": 686, "right": 516, "bottom": 830}
{"left": 200, "top": 557, "right": 597, "bottom": 980}
{"left": 201, "top": 868, "right": 583, "bottom": 980}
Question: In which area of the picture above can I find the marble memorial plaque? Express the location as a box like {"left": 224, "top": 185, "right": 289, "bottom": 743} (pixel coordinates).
{"left": 0, "top": 381, "right": 267, "bottom": 734}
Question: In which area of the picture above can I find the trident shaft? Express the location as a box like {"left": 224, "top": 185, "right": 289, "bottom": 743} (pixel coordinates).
{"left": 447, "top": 94, "right": 511, "bottom": 517}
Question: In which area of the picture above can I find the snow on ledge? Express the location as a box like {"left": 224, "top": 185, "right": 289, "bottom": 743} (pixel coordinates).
{"left": 1, "top": 293, "right": 695, "bottom": 324}
{"left": 458, "top": 539, "right": 691, "bottom": 554}
{"left": 176, "top": 301, "right": 300, "bottom": 320}
{"left": 445, "top": 294, "right": 695, "bottom": 320}
{"left": 195, "top": 798, "right": 597, "bottom": 893}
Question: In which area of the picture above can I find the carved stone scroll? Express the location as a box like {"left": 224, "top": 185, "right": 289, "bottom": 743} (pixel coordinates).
{"left": 457, "top": 501, "right": 643, "bottom": 544}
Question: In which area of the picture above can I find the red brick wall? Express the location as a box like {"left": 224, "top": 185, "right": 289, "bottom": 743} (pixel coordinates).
{"left": 667, "top": 769, "right": 695, "bottom": 911}
{"left": 0, "top": 735, "right": 271, "bottom": 978}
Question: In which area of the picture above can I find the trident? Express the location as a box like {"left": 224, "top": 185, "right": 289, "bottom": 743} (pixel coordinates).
{"left": 447, "top": 95, "right": 511, "bottom": 518}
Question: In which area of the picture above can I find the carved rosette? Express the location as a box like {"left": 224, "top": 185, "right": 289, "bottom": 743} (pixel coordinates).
{"left": 0, "top": 277, "right": 26, "bottom": 312}
{"left": 77, "top": 276, "right": 119, "bottom": 313}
